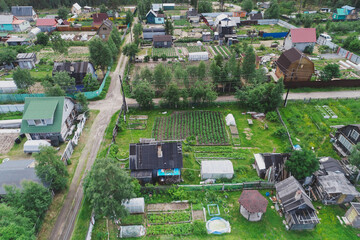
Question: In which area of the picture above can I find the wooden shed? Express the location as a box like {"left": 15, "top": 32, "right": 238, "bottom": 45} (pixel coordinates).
{"left": 345, "top": 202, "right": 360, "bottom": 228}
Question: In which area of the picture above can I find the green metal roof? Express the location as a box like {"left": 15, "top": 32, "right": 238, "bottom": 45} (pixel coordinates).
{"left": 23, "top": 99, "right": 58, "bottom": 120}
{"left": 336, "top": 8, "right": 346, "bottom": 15}
{"left": 21, "top": 97, "right": 65, "bottom": 134}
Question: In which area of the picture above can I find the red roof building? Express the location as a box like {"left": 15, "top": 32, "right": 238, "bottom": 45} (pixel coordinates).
{"left": 36, "top": 18, "right": 57, "bottom": 32}
{"left": 92, "top": 13, "right": 108, "bottom": 27}
{"left": 284, "top": 28, "right": 317, "bottom": 52}
{"left": 238, "top": 190, "right": 268, "bottom": 221}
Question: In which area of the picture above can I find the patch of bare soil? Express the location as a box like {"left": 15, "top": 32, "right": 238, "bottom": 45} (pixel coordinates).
{"left": 0, "top": 134, "right": 18, "bottom": 154}
{"left": 28, "top": 82, "right": 44, "bottom": 94}
{"left": 192, "top": 210, "right": 205, "bottom": 221}
{"left": 147, "top": 202, "right": 189, "bottom": 212}
{"left": 68, "top": 46, "right": 89, "bottom": 54}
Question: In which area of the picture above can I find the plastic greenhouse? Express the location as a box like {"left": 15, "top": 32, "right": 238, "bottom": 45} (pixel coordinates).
{"left": 122, "top": 197, "right": 145, "bottom": 214}
{"left": 225, "top": 114, "right": 236, "bottom": 126}
{"left": 189, "top": 52, "right": 209, "bottom": 61}
{"left": 119, "top": 225, "right": 145, "bottom": 238}
{"left": 206, "top": 217, "right": 231, "bottom": 234}
{"left": 201, "top": 160, "right": 234, "bottom": 179}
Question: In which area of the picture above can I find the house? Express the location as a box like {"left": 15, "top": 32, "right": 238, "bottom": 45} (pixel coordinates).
{"left": 0, "top": 15, "right": 15, "bottom": 31}
{"left": 215, "top": 14, "right": 236, "bottom": 38}
{"left": 202, "top": 32, "right": 212, "bottom": 42}
{"left": 253, "top": 153, "right": 290, "bottom": 182}
{"left": 129, "top": 142, "right": 183, "bottom": 184}
{"left": 314, "top": 172, "right": 359, "bottom": 205}
{"left": 36, "top": 18, "right": 58, "bottom": 32}
{"left": 153, "top": 35, "right": 172, "bottom": 48}
{"left": 332, "top": 8, "right": 347, "bottom": 20}
{"left": 92, "top": 13, "right": 109, "bottom": 27}
{"left": 6, "top": 37, "right": 30, "bottom": 46}
{"left": 20, "top": 97, "right": 76, "bottom": 145}
{"left": 146, "top": 10, "right": 164, "bottom": 24}
{"left": 238, "top": 190, "right": 268, "bottom": 221}
{"left": 284, "top": 28, "right": 316, "bottom": 52}
{"left": 200, "top": 160, "right": 234, "bottom": 179}
{"left": 249, "top": 12, "right": 263, "bottom": 20}
{"left": 143, "top": 28, "right": 165, "bottom": 40}
{"left": 12, "top": 18, "right": 30, "bottom": 32}
{"left": 83, "top": 6, "right": 94, "bottom": 13}
{"left": 233, "top": 11, "right": 247, "bottom": 18}
{"left": 332, "top": 124, "right": 360, "bottom": 157}
{"left": 345, "top": 202, "right": 360, "bottom": 228}
{"left": 15, "top": 53, "right": 37, "bottom": 69}
{"left": 0, "top": 81, "right": 18, "bottom": 93}
{"left": 186, "top": 8, "right": 198, "bottom": 18}
{"left": 275, "top": 176, "right": 320, "bottom": 230}
{"left": 275, "top": 47, "right": 315, "bottom": 82}
{"left": 52, "top": 62, "right": 97, "bottom": 87}
{"left": 11, "top": 6, "right": 37, "bottom": 22}
{"left": 71, "top": 3, "right": 82, "bottom": 15}
{"left": 259, "top": 2, "right": 271, "bottom": 9}
{"left": 317, "top": 157, "right": 348, "bottom": 176}
{"left": 0, "top": 159, "right": 46, "bottom": 196}
{"left": 97, "top": 19, "right": 113, "bottom": 41}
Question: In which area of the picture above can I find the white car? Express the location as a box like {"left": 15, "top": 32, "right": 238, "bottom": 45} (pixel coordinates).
{"left": 320, "top": 33, "right": 332, "bottom": 41}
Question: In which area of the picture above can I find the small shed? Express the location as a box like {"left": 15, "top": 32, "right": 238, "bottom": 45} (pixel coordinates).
{"left": 345, "top": 202, "right": 360, "bottom": 228}
{"left": 201, "top": 160, "right": 234, "bottom": 179}
{"left": 189, "top": 52, "right": 209, "bottom": 61}
{"left": 6, "top": 37, "right": 30, "bottom": 46}
{"left": 119, "top": 225, "right": 145, "bottom": 238}
{"left": 16, "top": 53, "right": 37, "bottom": 69}
{"left": 153, "top": 35, "right": 172, "bottom": 48}
{"left": 238, "top": 190, "right": 268, "bottom": 221}
{"left": 29, "top": 27, "right": 41, "bottom": 38}
{"left": 23, "top": 140, "right": 51, "bottom": 153}
{"left": 122, "top": 197, "right": 145, "bottom": 214}
{"left": 0, "top": 81, "right": 18, "bottom": 93}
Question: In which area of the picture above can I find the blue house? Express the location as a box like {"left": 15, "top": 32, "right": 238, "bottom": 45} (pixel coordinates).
{"left": 0, "top": 15, "right": 15, "bottom": 31}
{"left": 146, "top": 10, "right": 164, "bottom": 24}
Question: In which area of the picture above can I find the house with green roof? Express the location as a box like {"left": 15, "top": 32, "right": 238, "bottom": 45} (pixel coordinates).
{"left": 20, "top": 97, "right": 76, "bottom": 145}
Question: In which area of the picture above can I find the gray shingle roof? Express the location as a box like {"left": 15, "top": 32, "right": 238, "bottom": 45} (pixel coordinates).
{"left": 11, "top": 6, "right": 34, "bottom": 17}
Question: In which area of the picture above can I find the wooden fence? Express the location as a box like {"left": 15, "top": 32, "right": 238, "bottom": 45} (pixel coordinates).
{"left": 284, "top": 79, "right": 360, "bottom": 88}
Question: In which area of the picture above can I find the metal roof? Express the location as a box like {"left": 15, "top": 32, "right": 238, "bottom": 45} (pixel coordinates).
{"left": 317, "top": 172, "right": 359, "bottom": 196}
{"left": 319, "top": 157, "right": 346, "bottom": 175}
{"left": 23, "top": 99, "right": 58, "bottom": 120}
{"left": 0, "top": 15, "right": 14, "bottom": 24}
{"left": 36, "top": 18, "right": 57, "bottom": 26}
{"left": 153, "top": 35, "right": 172, "bottom": 42}
{"left": 289, "top": 28, "right": 316, "bottom": 43}
{"left": 16, "top": 52, "right": 36, "bottom": 60}
{"left": 11, "top": 6, "right": 34, "bottom": 17}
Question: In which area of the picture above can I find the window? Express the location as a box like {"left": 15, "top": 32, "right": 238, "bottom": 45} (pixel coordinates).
{"left": 103, "top": 27, "right": 107, "bottom": 30}
{"left": 102, "top": 34, "right": 105, "bottom": 39}
{"left": 65, "top": 103, "right": 68, "bottom": 111}
{"left": 164, "top": 41, "right": 167, "bottom": 46}
{"left": 338, "top": 135, "right": 353, "bottom": 152}
{"left": 350, "top": 130, "right": 360, "bottom": 142}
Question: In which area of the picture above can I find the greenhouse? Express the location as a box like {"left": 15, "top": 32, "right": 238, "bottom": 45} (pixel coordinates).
{"left": 201, "top": 160, "right": 234, "bottom": 179}
{"left": 119, "top": 225, "right": 145, "bottom": 238}
{"left": 189, "top": 52, "right": 209, "bottom": 61}
{"left": 122, "top": 197, "right": 145, "bottom": 214}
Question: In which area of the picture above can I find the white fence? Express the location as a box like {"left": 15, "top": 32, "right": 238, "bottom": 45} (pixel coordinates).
{"left": 60, "top": 114, "right": 87, "bottom": 164}
{"left": 0, "top": 104, "right": 24, "bottom": 113}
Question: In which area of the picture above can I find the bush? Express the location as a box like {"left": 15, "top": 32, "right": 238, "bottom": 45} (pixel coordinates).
{"left": 182, "top": 170, "right": 196, "bottom": 182}
{"left": 273, "top": 126, "right": 287, "bottom": 139}
{"left": 185, "top": 136, "right": 197, "bottom": 145}
{"left": 144, "top": 55, "right": 150, "bottom": 62}
{"left": 266, "top": 111, "right": 279, "bottom": 122}
{"left": 152, "top": 55, "right": 159, "bottom": 61}
{"left": 193, "top": 220, "right": 207, "bottom": 236}
{"left": 259, "top": 44, "right": 266, "bottom": 51}
{"left": 161, "top": 54, "right": 167, "bottom": 61}
{"left": 303, "top": 45, "right": 314, "bottom": 54}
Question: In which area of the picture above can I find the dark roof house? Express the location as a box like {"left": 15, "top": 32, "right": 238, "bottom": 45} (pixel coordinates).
{"left": 92, "top": 13, "right": 108, "bottom": 27}
{"left": 318, "top": 157, "right": 347, "bottom": 176}
{"left": 143, "top": 28, "right": 165, "bottom": 40}
{"left": 238, "top": 190, "right": 268, "bottom": 221}
{"left": 52, "top": 62, "right": 97, "bottom": 87}
{"left": 249, "top": 12, "right": 263, "bottom": 20}
{"left": 275, "top": 176, "right": 320, "bottom": 230}
{"left": 129, "top": 142, "right": 183, "bottom": 184}
{"left": 333, "top": 124, "right": 360, "bottom": 157}
{"left": 275, "top": 47, "right": 314, "bottom": 82}
{"left": 0, "top": 159, "right": 45, "bottom": 196}
{"left": 11, "top": 6, "right": 37, "bottom": 21}
{"left": 153, "top": 35, "right": 172, "bottom": 48}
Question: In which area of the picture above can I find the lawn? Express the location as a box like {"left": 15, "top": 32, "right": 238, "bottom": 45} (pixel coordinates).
{"left": 174, "top": 19, "right": 188, "bottom": 26}
{"left": 237, "top": 24, "right": 288, "bottom": 35}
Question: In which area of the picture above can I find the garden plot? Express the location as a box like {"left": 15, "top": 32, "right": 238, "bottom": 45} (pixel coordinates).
{"left": 128, "top": 115, "right": 148, "bottom": 130}
{"left": 147, "top": 202, "right": 189, "bottom": 212}
{"left": 37, "top": 46, "right": 90, "bottom": 62}
{"left": 187, "top": 46, "right": 204, "bottom": 53}
{"left": 153, "top": 111, "right": 229, "bottom": 145}
{"left": 0, "top": 133, "right": 18, "bottom": 154}
{"left": 152, "top": 47, "right": 178, "bottom": 58}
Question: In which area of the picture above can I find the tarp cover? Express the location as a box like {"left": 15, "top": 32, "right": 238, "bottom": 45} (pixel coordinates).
{"left": 225, "top": 114, "right": 236, "bottom": 126}
{"left": 119, "top": 225, "right": 145, "bottom": 238}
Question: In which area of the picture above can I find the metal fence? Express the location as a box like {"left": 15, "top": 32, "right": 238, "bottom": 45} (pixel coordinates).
{"left": 257, "top": 19, "right": 279, "bottom": 25}
{"left": 0, "top": 104, "right": 24, "bottom": 113}
{"left": 277, "top": 19, "right": 297, "bottom": 29}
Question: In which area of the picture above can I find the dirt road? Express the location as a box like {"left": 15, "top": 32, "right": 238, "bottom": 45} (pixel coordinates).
{"left": 49, "top": 21, "right": 134, "bottom": 240}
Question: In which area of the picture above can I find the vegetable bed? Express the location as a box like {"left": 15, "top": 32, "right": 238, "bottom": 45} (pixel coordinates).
{"left": 152, "top": 47, "right": 178, "bottom": 58}
{"left": 146, "top": 223, "right": 193, "bottom": 235}
{"left": 148, "top": 211, "right": 191, "bottom": 224}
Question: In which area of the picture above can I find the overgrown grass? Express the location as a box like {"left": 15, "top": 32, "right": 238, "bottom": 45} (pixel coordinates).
{"left": 71, "top": 199, "right": 92, "bottom": 240}
{"left": 0, "top": 111, "right": 22, "bottom": 120}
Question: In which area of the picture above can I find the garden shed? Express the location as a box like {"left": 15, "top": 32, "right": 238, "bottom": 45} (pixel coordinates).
{"left": 345, "top": 202, "right": 360, "bottom": 228}
{"left": 119, "top": 225, "right": 145, "bottom": 238}
{"left": 238, "top": 190, "right": 268, "bottom": 221}
{"left": 15, "top": 53, "right": 37, "bottom": 69}
{"left": 122, "top": 197, "right": 145, "bottom": 214}
{"left": 201, "top": 160, "right": 234, "bottom": 179}
{"left": 189, "top": 52, "right": 209, "bottom": 61}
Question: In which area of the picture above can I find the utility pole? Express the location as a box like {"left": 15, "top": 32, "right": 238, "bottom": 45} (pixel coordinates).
{"left": 283, "top": 70, "right": 294, "bottom": 107}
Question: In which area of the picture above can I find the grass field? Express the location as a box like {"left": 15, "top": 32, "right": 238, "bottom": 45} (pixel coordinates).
{"left": 237, "top": 24, "right": 288, "bottom": 35}
{"left": 174, "top": 19, "right": 188, "bottom": 26}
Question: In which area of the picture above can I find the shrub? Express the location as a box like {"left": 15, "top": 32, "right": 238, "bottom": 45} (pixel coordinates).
{"left": 152, "top": 55, "right": 159, "bottom": 61}
{"left": 259, "top": 44, "right": 266, "bottom": 51}
{"left": 183, "top": 170, "right": 196, "bottom": 182}
{"left": 266, "top": 111, "right": 279, "bottom": 122}
{"left": 273, "top": 126, "right": 287, "bottom": 139}
{"left": 144, "top": 55, "right": 150, "bottom": 62}
{"left": 161, "top": 54, "right": 167, "bottom": 61}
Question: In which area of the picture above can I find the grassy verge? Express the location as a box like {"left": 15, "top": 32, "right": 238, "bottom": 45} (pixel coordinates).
{"left": 36, "top": 110, "right": 100, "bottom": 240}
{"left": 289, "top": 86, "right": 360, "bottom": 93}
{"left": 71, "top": 199, "right": 92, "bottom": 240}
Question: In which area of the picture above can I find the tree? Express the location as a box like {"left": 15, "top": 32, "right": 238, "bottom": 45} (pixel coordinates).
{"left": 242, "top": 0, "right": 253, "bottom": 13}
{"left": 52, "top": 71, "right": 76, "bottom": 93}
{"left": 89, "top": 38, "right": 112, "bottom": 75}
{"left": 13, "top": 67, "right": 34, "bottom": 91}
{"left": 163, "top": 82, "right": 181, "bottom": 108}
{"left": 285, "top": 149, "right": 319, "bottom": 180}
{"left": 76, "top": 92, "right": 89, "bottom": 114}
{"left": 197, "top": 0, "right": 212, "bottom": 13}
{"left": 36, "top": 32, "right": 49, "bottom": 46}
{"left": 83, "top": 158, "right": 136, "bottom": 221}
{"left": 191, "top": 81, "right": 217, "bottom": 104}
{"left": 133, "top": 81, "right": 154, "bottom": 109}
{"left": 264, "top": 0, "right": 280, "bottom": 19}
{"left": 107, "top": 36, "right": 118, "bottom": 61}
{"left": 197, "top": 61, "right": 206, "bottom": 81}
{"left": 0, "top": 0, "right": 9, "bottom": 12}
{"left": 50, "top": 32, "right": 68, "bottom": 54}
{"left": 0, "top": 204, "right": 35, "bottom": 240}
{"left": 83, "top": 73, "right": 99, "bottom": 91}
{"left": 349, "top": 143, "right": 360, "bottom": 186}
{"left": 154, "top": 64, "right": 166, "bottom": 90}
{"left": 0, "top": 48, "right": 16, "bottom": 65}
{"left": 242, "top": 45, "right": 256, "bottom": 81}
{"left": 110, "top": 27, "right": 122, "bottom": 48}
{"left": 235, "top": 80, "right": 284, "bottom": 112}
{"left": 140, "top": 67, "right": 153, "bottom": 83}
{"left": 4, "top": 181, "right": 52, "bottom": 232}
{"left": 320, "top": 63, "right": 340, "bottom": 81}
{"left": 34, "top": 146, "right": 68, "bottom": 192}
{"left": 123, "top": 43, "right": 139, "bottom": 62}
{"left": 44, "top": 84, "right": 66, "bottom": 96}
{"left": 100, "top": 4, "right": 107, "bottom": 13}
{"left": 125, "top": 10, "right": 133, "bottom": 25}
{"left": 57, "top": 7, "right": 68, "bottom": 20}
{"left": 165, "top": 18, "right": 174, "bottom": 35}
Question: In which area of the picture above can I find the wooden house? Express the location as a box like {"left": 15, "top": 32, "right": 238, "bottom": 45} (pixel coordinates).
{"left": 146, "top": 10, "right": 164, "bottom": 24}
{"left": 275, "top": 47, "right": 314, "bottom": 82}
{"left": 238, "top": 190, "right": 268, "bottom": 221}
{"left": 332, "top": 124, "right": 360, "bottom": 157}
{"left": 20, "top": 97, "right": 76, "bottom": 146}
{"left": 129, "top": 142, "right": 183, "bottom": 184}
{"left": 345, "top": 202, "right": 360, "bottom": 228}
{"left": 15, "top": 53, "right": 37, "bottom": 69}
{"left": 275, "top": 176, "right": 320, "bottom": 230}
{"left": 253, "top": 153, "right": 290, "bottom": 182}
{"left": 71, "top": 3, "right": 82, "bottom": 15}
{"left": 249, "top": 12, "right": 263, "bottom": 20}
{"left": 314, "top": 172, "right": 359, "bottom": 205}
{"left": 153, "top": 35, "right": 172, "bottom": 48}
{"left": 92, "top": 13, "right": 108, "bottom": 27}
{"left": 97, "top": 19, "right": 113, "bottom": 41}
